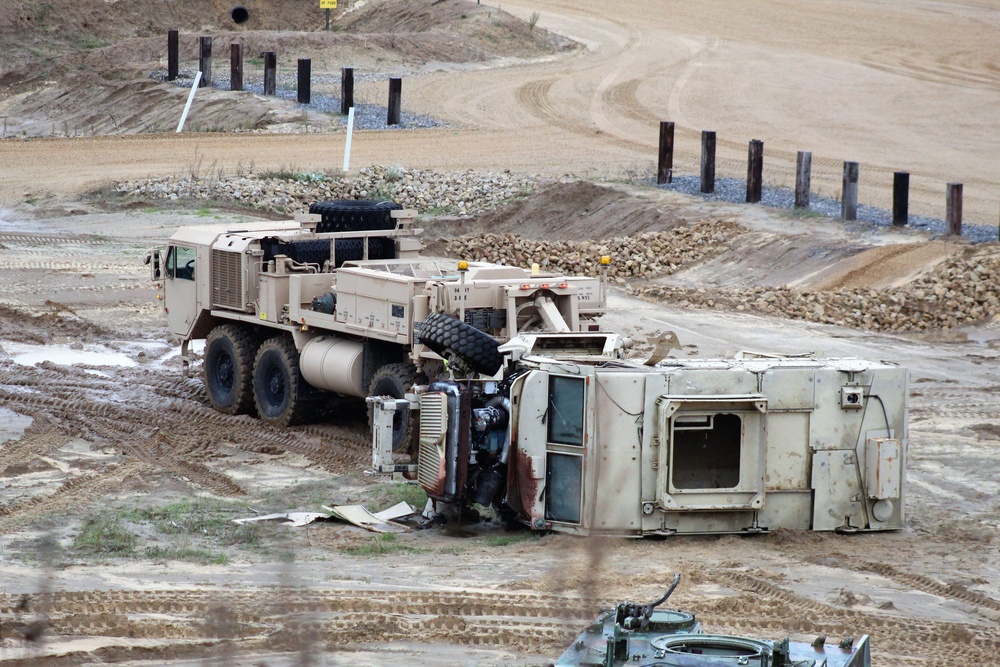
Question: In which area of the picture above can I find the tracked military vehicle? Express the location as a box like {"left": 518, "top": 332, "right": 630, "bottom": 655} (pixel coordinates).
{"left": 551, "top": 575, "right": 871, "bottom": 666}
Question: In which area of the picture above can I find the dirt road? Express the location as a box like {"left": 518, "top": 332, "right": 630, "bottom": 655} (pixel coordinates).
{"left": 2, "top": 1, "right": 1000, "bottom": 665}
{"left": 4, "top": 0, "right": 1000, "bottom": 224}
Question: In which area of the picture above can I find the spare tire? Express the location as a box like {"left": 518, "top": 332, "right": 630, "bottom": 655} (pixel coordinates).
{"left": 309, "top": 200, "right": 401, "bottom": 233}
{"left": 419, "top": 312, "right": 504, "bottom": 376}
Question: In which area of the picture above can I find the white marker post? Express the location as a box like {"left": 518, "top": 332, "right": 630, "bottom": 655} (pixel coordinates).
{"left": 176, "top": 71, "right": 203, "bottom": 133}
{"left": 343, "top": 106, "right": 355, "bottom": 172}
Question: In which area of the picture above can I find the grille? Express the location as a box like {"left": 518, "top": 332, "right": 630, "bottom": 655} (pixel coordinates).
{"left": 417, "top": 392, "right": 449, "bottom": 495}
{"left": 212, "top": 249, "right": 245, "bottom": 310}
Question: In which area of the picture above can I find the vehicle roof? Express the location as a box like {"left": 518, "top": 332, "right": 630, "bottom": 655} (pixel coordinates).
{"left": 168, "top": 220, "right": 305, "bottom": 246}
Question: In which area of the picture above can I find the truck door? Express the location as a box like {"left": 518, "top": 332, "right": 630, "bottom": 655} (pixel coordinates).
{"left": 511, "top": 370, "right": 592, "bottom": 530}
{"left": 163, "top": 244, "right": 199, "bottom": 337}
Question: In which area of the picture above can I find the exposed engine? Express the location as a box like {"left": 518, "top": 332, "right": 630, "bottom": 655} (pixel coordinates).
{"left": 417, "top": 376, "right": 519, "bottom": 513}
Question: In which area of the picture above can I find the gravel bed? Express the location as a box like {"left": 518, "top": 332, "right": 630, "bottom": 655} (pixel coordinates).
{"left": 658, "top": 175, "right": 998, "bottom": 243}
{"left": 117, "top": 165, "right": 535, "bottom": 216}
{"left": 155, "top": 69, "right": 441, "bottom": 130}
{"left": 449, "top": 220, "right": 1000, "bottom": 333}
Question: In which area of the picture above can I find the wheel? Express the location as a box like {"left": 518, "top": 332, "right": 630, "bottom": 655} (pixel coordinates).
{"left": 368, "top": 362, "right": 426, "bottom": 452}
{"left": 253, "top": 336, "right": 310, "bottom": 426}
{"left": 418, "top": 312, "right": 504, "bottom": 376}
{"left": 203, "top": 324, "right": 258, "bottom": 415}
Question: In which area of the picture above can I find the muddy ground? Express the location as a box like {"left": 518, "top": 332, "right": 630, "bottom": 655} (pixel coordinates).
{"left": 2, "top": 1, "right": 1000, "bottom": 666}
{"left": 1, "top": 182, "right": 999, "bottom": 666}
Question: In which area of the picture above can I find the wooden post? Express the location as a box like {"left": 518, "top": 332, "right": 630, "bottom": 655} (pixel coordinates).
{"left": 794, "top": 151, "right": 811, "bottom": 209}
{"left": 297, "top": 59, "right": 311, "bottom": 104}
{"left": 700, "top": 130, "right": 716, "bottom": 193}
{"left": 892, "top": 171, "right": 909, "bottom": 227}
{"left": 387, "top": 77, "right": 402, "bottom": 125}
{"left": 341, "top": 67, "right": 354, "bottom": 115}
{"left": 946, "top": 182, "right": 963, "bottom": 236}
{"left": 263, "top": 51, "right": 276, "bottom": 96}
{"left": 167, "top": 30, "right": 179, "bottom": 81}
{"left": 657, "top": 121, "right": 675, "bottom": 185}
{"left": 746, "top": 140, "right": 763, "bottom": 203}
{"left": 198, "top": 36, "right": 212, "bottom": 87}
{"left": 841, "top": 161, "right": 859, "bottom": 220}
{"left": 230, "top": 43, "right": 243, "bottom": 92}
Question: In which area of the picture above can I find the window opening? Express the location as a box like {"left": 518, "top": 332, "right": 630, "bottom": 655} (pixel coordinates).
{"left": 672, "top": 413, "right": 742, "bottom": 489}
{"left": 545, "top": 452, "right": 583, "bottom": 524}
{"left": 547, "top": 375, "right": 584, "bottom": 446}
{"left": 170, "top": 246, "right": 196, "bottom": 281}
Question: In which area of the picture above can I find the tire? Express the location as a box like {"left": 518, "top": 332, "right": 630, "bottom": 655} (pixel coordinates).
{"left": 203, "top": 324, "right": 258, "bottom": 415}
{"left": 368, "top": 362, "right": 426, "bottom": 452}
{"left": 309, "top": 200, "right": 401, "bottom": 233}
{"left": 418, "top": 312, "right": 504, "bottom": 376}
{"left": 253, "top": 336, "right": 310, "bottom": 426}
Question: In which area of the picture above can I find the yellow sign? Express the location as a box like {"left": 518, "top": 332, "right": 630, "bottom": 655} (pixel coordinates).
{"left": 320, "top": 0, "right": 337, "bottom": 8}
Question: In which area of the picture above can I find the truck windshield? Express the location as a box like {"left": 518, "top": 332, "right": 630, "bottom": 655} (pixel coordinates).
{"left": 547, "top": 376, "right": 585, "bottom": 446}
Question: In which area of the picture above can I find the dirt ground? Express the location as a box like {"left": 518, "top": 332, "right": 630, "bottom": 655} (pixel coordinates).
{"left": 2, "top": 1, "right": 1000, "bottom": 666}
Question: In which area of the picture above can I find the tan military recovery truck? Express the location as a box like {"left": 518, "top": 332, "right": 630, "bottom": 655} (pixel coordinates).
{"left": 371, "top": 330, "right": 908, "bottom": 536}
{"left": 148, "top": 201, "right": 605, "bottom": 447}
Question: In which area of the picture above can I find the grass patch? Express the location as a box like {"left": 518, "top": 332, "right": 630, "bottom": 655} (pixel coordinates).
{"left": 341, "top": 534, "right": 422, "bottom": 557}
{"left": 144, "top": 546, "right": 229, "bottom": 565}
{"left": 72, "top": 516, "right": 137, "bottom": 557}
{"left": 258, "top": 480, "right": 340, "bottom": 511}
{"left": 362, "top": 482, "right": 427, "bottom": 512}
{"left": 259, "top": 169, "right": 329, "bottom": 183}
{"left": 69, "top": 500, "right": 271, "bottom": 564}
{"left": 123, "top": 498, "right": 248, "bottom": 539}
{"left": 483, "top": 531, "right": 541, "bottom": 547}
{"left": 779, "top": 206, "right": 827, "bottom": 220}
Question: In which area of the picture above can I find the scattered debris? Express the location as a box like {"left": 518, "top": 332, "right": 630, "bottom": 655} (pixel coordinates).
{"left": 322, "top": 502, "right": 414, "bottom": 533}
{"left": 230, "top": 502, "right": 415, "bottom": 532}
{"left": 232, "top": 512, "right": 331, "bottom": 527}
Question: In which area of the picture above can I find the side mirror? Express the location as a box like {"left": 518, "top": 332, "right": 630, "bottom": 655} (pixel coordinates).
{"left": 147, "top": 249, "right": 163, "bottom": 281}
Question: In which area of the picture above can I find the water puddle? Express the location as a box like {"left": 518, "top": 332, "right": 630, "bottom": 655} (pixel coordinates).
{"left": 1, "top": 341, "right": 138, "bottom": 368}
{"left": 0, "top": 407, "right": 33, "bottom": 441}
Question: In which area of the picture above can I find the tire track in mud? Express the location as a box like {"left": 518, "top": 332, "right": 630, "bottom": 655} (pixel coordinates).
{"left": 859, "top": 562, "right": 1000, "bottom": 614}
{"left": 0, "top": 356, "right": 370, "bottom": 508}
{"left": 0, "top": 259, "right": 140, "bottom": 273}
{"left": 709, "top": 570, "right": 1000, "bottom": 665}
{"left": 0, "top": 587, "right": 591, "bottom": 654}
{"left": 5, "top": 579, "right": 999, "bottom": 661}
{"left": 0, "top": 588, "right": 597, "bottom": 618}
{"left": 0, "top": 419, "right": 71, "bottom": 474}
{"left": 602, "top": 79, "right": 649, "bottom": 123}
{"left": 1, "top": 384, "right": 368, "bottom": 474}
{"left": 0, "top": 233, "right": 114, "bottom": 246}
{"left": 0, "top": 461, "right": 150, "bottom": 534}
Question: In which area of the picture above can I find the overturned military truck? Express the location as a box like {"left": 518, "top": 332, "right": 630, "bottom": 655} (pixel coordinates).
{"left": 372, "top": 329, "right": 908, "bottom": 536}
